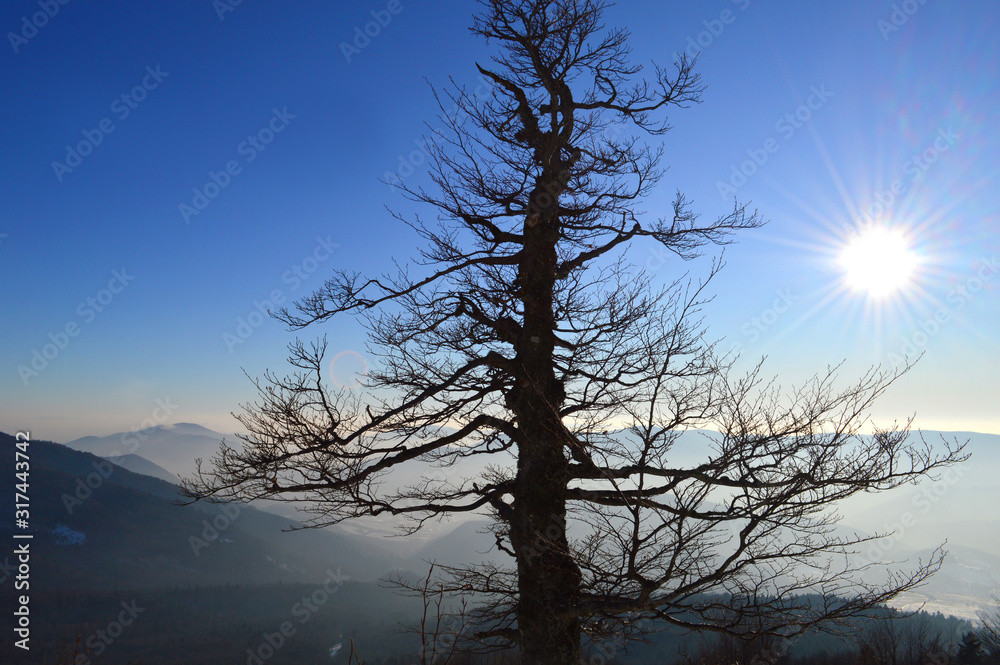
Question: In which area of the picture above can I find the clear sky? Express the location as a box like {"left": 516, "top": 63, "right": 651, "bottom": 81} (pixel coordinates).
{"left": 1, "top": 0, "right": 997, "bottom": 442}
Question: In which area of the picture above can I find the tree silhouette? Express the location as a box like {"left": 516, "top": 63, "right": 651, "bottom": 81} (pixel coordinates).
{"left": 853, "top": 609, "right": 954, "bottom": 665}
{"left": 978, "top": 596, "right": 1000, "bottom": 661}
{"left": 958, "top": 632, "right": 986, "bottom": 665}
{"left": 182, "top": 2, "right": 967, "bottom": 663}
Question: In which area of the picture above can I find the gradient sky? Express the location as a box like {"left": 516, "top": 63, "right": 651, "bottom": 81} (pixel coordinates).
{"left": 1, "top": 0, "right": 997, "bottom": 442}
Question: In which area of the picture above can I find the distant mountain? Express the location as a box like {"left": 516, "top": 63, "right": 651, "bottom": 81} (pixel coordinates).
{"left": 104, "top": 453, "right": 180, "bottom": 484}
{"left": 51, "top": 424, "right": 1000, "bottom": 616}
{"left": 408, "top": 519, "right": 502, "bottom": 569}
{"left": 66, "top": 422, "right": 230, "bottom": 479}
{"left": 0, "top": 431, "right": 400, "bottom": 591}
{"left": 836, "top": 431, "right": 1000, "bottom": 563}
{"left": 890, "top": 544, "right": 1000, "bottom": 621}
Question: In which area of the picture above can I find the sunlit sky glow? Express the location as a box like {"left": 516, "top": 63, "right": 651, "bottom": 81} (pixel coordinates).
{"left": 839, "top": 226, "right": 919, "bottom": 298}
{"left": 1, "top": 1, "right": 997, "bottom": 441}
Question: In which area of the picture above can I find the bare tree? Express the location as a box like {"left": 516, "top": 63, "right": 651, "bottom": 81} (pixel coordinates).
{"left": 681, "top": 608, "right": 785, "bottom": 665}
{"left": 853, "top": 610, "right": 953, "bottom": 665}
{"left": 393, "top": 563, "right": 471, "bottom": 665}
{"left": 978, "top": 596, "right": 1000, "bottom": 661}
{"left": 181, "top": 2, "right": 967, "bottom": 663}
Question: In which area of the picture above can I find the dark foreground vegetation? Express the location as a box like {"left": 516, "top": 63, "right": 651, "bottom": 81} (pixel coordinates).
{"left": 7, "top": 582, "right": 998, "bottom": 665}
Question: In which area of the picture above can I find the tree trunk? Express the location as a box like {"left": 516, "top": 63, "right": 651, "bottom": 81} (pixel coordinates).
{"left": 511, "top": 435, "right": 581, "bottom": 665}
{"left": 510, "top": 177, "right": 582, "bottom": 664}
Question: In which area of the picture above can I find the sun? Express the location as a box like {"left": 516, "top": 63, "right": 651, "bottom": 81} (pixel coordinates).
{"left": 838, "top": 226, "right": 918, "bottom": 298}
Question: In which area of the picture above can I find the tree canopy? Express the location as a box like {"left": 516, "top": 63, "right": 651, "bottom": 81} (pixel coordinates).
{"left": 182, "top": 2, "right": 968, "bottom": 663}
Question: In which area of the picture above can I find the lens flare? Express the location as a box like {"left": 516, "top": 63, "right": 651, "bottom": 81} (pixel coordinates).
{"left": 839, "top": 226, "right": 918, "bottom": 298}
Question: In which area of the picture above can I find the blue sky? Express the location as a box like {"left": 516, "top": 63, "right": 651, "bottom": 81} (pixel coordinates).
{"left": 1, "top": 0, "right": 997, "bottom": 441}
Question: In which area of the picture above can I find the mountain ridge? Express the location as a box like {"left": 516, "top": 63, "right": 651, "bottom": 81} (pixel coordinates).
{"left": 0, "top": 431, "right": 400, "bottom": 590}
